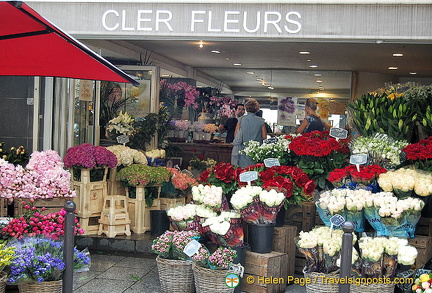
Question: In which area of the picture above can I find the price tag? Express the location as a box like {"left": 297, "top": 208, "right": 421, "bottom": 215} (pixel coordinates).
{"left": 183, "top": 239, "right": 201, "bottom": 257}
{"left": 239, "top": 171, "right": 258, "bottom": 185}
{"left": 350, "top": 154, "right": 368, "bottom": 172}
{"left": 264, "top": 158, "right": 280, "bottom": 168}
{"left": 116, "top": 135, "right": 129, "bottom": 145}
{"left": 263, "top": 137, "right": 279, "bottom": 144}
{"left": 330, "top": 214, "right": 345, "bottom": 227}
{"left": 329, "top": 128, "right": 348, "bottom": 140}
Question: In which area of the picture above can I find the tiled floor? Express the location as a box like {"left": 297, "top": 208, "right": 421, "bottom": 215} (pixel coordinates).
{"left": 72, "top": 252, "right": 306, "bottom": 293}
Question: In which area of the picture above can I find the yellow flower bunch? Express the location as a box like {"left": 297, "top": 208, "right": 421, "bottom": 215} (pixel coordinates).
{"left": 0, "top": 242, "right": 15, "bottom": 272}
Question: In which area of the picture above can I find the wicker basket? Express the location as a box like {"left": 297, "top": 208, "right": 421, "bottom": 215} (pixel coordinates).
{"left": 18, "top": 280, "right": 62, "bottom": 293}
{"left": 350, "top": 282, "right": 395, "bottom": 293}
{"left": 156, "top": 256, "right": 194, "bottom": 293}
{"left": 192, "top": 263, "right": 234, "bottom": 293}
{"left": 0, "top": 271, "right": 6, "bottom": 293}
{"left": 304, "top": 271, "right": 339, "bottom": 293}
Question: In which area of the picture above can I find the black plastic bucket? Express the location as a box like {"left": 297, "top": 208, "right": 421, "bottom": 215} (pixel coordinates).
{"left": 275, "top": 208, "right": 285, "bottom": 227}
{"left": 150, "top": 210, "right": 170, "bottom": 236}
{"left": 248, "top": 223, "right": 275, "bottom": 253}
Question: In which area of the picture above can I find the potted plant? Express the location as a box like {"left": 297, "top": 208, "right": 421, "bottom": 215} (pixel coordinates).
{"left": 7, "top": 237, "right": 90, "bottom": 292}
{"left": 106, "top": 111, "right": 135, "bottom": 142}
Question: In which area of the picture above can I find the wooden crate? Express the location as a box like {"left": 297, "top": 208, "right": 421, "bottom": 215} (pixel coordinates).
{"left": 242, "top": 251, "right": 288, "bottom": 293}
{"left": 272, "top": 225, "right": 297, "bottom": 276}
{"left": 78, "top": 216, "right": 100, "bottom": 235}
{"left": 14, "top": 197, "right": 74, "bottom": 216}
{"left": 160, "top": 197, "right": 185, "bottom": 210}
{"left": 72, "top": 181, "right": 107, "bottom": 218}
{"left": 284, "top": 202, "right": 316, "bottom": 234}
{"left": 409, "top": 235, "right": 432, "bottom": 268}
{"left": 0, "top": 198, "right": 8, "bottom": 217}
{"left": 126, "top": 185, "right": 161, "bottom": 234}
{"left": 415, "top": 217, "right": 432, "bottom": 236}
{"left": 107, "top": 168, "right": 126, "bottom": 196}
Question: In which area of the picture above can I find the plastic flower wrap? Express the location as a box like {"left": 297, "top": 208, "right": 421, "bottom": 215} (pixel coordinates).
{"left": 363, "top": 191, "right": 424, "bottom": 238}
{"left": 167, "top": 168, "right": 197, "bottom": 191}
{"left": 317, "top": 189, "right": 370, "bottom": 232}
{"left": 350, "top": 133, "right": 408, "bottom": 169}
{"left": 230, "top": 185, "right": 263, "bottom": 224}
{"left": 201, "top": 211, "right": 244, "bottom": 247}
{"left": 378, "top": 167, "right": 432, "bottom": 198}
{"left": 106, "top": 145, "right": 147, "bottom": 166}
{"left": 258, "top": 189, "right": 286, "bottom": 223}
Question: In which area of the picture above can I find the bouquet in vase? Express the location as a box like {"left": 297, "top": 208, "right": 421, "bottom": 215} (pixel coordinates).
{"left": 106, "top": 111, "right": 135, "bottom": 140}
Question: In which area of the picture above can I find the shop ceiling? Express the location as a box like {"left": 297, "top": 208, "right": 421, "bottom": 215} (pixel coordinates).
{"left": 87, "top": 38, "right": 432, "bottom": 105}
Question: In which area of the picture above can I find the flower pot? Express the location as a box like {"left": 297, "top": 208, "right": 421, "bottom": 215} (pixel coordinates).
{"left": 248, "top": 223, "right": 275, "bottom": 253}
{"left": 202, "top": 133, "right": 212, "bottom": 141}
{"left": 150, "top": 210, "right": 170, "bottom": 236}
{"left": 156, "top": 256, "right": 194, "bottom": 293}
{"left": 275, "top": 208, "right": 285, "bottom": 227}
{"left": 177, "top": 130, "right": 188, "bottom": 139}
{"left": 232, "top": 243, "right": 249, "bottom": 293}
{"left": 18, "top": 280, "right": 62, "bottom": 293}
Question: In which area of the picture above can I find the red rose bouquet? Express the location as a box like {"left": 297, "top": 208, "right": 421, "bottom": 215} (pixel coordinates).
{"left": 259, "top": 165, "right": 316, "bottom": 206}
{"left": 289, "top": 131, "right": 350, "bottom": 190}
{"left": 403, "top": 136, "right": 432, "bottom": 172}
{"left": 199, "top": 162, "right": 243, "bottom": 195}
{"left": 328, "top": 164, "right": 387, "bottom": 192}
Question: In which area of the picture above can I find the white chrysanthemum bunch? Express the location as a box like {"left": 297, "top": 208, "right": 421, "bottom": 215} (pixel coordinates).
{"left": 378, "top": 167, "right": 432, "bottom": 196}
{"left": 167, "top": 203, "right": 197, "bottom": 221}
{"left": 145, "top": 149, "right": 166, "bottom": 159}
{"left": 106, "top": 145, "right": 147, "bottom": 166}
{"left": 202, "top": 211, "right": 241, "bottom": 236}
{"left": 240, "top": 136, "right": 292, "bottom": 163}
{"left": 230, "top": 185, "right": 262, "bottom": 210}
{"left": 350, "top": 133, "right": 408, "bottom": 168}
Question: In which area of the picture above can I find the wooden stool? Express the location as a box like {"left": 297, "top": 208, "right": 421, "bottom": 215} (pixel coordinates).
{"left": 98, "top": 195, "right": 131, "bottom": 237}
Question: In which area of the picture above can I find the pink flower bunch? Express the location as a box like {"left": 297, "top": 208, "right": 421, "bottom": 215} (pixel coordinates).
{"left": 161, "top": 80, "right": 199, "bottom": 109}
{"left": 167, "top": 168, "right": 198, "bottom": 191}
{"left": 1, "top": 200, "right": 84, "bottom": 240}
{"left": 208, "top": 246, "right": 237, "bottom": 269}
{"left": 151, "top": 230, "right": 174, "bottom": 258}
{"left": 0, "top": 159, "right": 25, "bottom": 198}
{"left": 172, "top": 230, "right": 200, "bottom": 251}
{"left": 64, "top": 143, "right": 117, "bottom": 169}
{"left": 209, "top": 96, "right": 238, "bottom": 119}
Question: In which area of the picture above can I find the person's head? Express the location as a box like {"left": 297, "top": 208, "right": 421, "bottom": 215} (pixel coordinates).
{"left": 235, "top": 103, "right": 245, "bottom": 117}
{"left": 245, "top": 99, "right": 260, "bottom": 114}
{"left": 305, "top": 98, "right": 318, "bottom": 113}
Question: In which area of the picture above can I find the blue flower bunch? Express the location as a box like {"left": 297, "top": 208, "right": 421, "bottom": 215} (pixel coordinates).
{"left": 8, "top": 237, "right": 90, "bottom": 284}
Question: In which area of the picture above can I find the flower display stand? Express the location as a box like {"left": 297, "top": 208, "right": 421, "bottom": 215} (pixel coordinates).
{"left": 70, "top": 167, "right": 108, "bottom": 218}
{"left": 18, "top": 279, "right": 62, "bottom": 293}
{"left": 242, "top": 251, "right": 289, "bottom": 293}
{"left": 98, "top": 195, "right": 131, "bottom": 238}
{"left": 303, "top": 271, "right": 338, "bottom": 293}
{"left": 408, "top": 235, "right": 432, "bottom": 268}
{"left": 107, "top": 168, "right": 126, "bottom": 196}
{"left": 272, "top": 225, "right": 297, "bottom": 276}
{"left": 285, "top": 201, "right": 317, "bottom": 234}
{"left": 0, "top": 199, "right": 8, "bottom": 217}
{"left": 126, "top": 185, "right": 161, "bottom": 234}
{"left": 13, "top": 197, "right": 73, "bottom": 217}
{"left": 160, "top": 197, "right": 185, "bottom": 210}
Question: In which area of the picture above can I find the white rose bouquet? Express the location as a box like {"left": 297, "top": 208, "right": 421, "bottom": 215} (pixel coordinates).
{"left": 316, "top": 189, "right": 370, "bottom": 233}
{"left": 167, "top": 204, "right": 199, "bottom": 232}
{"left": 106, "top": 145, "right": 147, "bottom": 167}
{"left": 230, "top": 185, "right": 285, "bottom": 224}
{"left": 201, "top": 211, "right": 244, "bottom": 247}
{"left": 191, "top": 184, "right": 226, "bottom": 211}
{"left": 378, "top": 167, "right": 432, "bottom": 198}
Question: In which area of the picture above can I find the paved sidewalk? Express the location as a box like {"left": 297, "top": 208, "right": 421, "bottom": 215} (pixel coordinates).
{"left": 72, "top": 252, "right": 306, "bottom": 293}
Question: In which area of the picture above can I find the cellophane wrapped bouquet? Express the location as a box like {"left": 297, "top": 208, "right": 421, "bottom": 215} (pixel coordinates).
{"left": 230, "top": 185, "right": 285, "bottom": 224}
{"left": 167, "top": 204, "right": 200, "bottom": 232}
{"left": 378, "top": 167, "right": 432, "bottom": 198}
{"left": 191, "top": 184, "right": 229, "bottom": 212}
{"left": 295, "top": 226, "right": 357, "bottom": 274}
{"left": 201, "top": 211, "right": 244, "bottom": 247}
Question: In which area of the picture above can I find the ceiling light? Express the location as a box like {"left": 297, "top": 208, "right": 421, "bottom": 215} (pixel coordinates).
{"left": 233, "top": 63, "right": 242, "bottom": 66}
{"left": 268, "top": 86, "right": 274, "bottom": 90}
{"left": 247, "top": 71, "right": 255, "bottom": 75}
{"left": 393, "top": 53, "right": 403, "bottom": 57}
{"left": 198, "top": 40, "right": 204, "bottom": 48}
{"left": 410, "top": 72, "right": 417, "bottom": 75}
{"left": 388, "top": 66, "right": 398, "bottom": 70}
{"left": 309, "top": 65, "right": 318, "bottom": 68}
{"left": 161, "top": 74, "right": 170, "bottom": 77}
{"left": 211, "top": 49, "right": 220, "bottom": 54}
{"left": 256, "top": 78, "right": 262, "bottom": 81}
{"left": 316, "top": 80, "right": 323, "bottom": 83}
{"left": 376, "top": 40, "right": 383, "bottom": 44}
{"left": 299, "top": 51, "right": 310, "bottom": 55}
{"left": 314, "top": 73, "right": 322, "bottom": 77}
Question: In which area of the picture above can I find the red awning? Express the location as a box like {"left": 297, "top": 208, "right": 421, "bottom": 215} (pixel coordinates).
{"left": 0, "top": 1, "right": 139, "bottom": 86}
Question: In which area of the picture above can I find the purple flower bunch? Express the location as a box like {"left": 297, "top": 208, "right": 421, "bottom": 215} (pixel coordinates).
{"left": 8, "top": 237, "right": 90, "bottom": 283}
{"left": 151, "top": 230, "right": 174, "bottom": 259}
{"left": 64, "top": 143, "right": 117, "bottom": 169}
{"left": 208, "top": 246, "right": 237, "bottom": 270}
{"left": 152, "top": 230, "right": 200, "bottom": 260}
